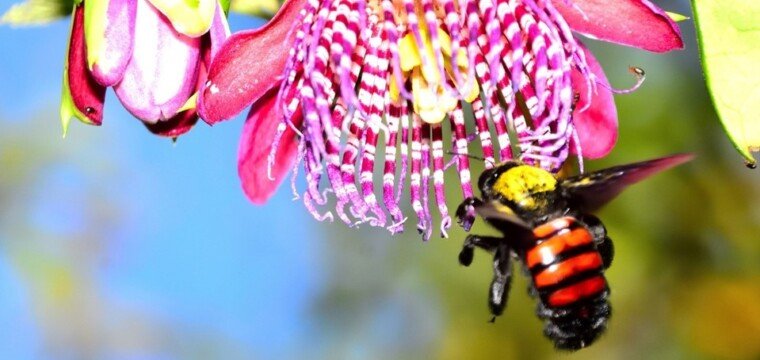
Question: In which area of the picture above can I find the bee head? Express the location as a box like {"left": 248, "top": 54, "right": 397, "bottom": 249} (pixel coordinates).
{"left": 478, "top": 162, "right": 560, "bottom": 213}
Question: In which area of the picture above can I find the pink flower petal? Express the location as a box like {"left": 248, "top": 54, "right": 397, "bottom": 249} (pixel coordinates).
{"left": 143, "top": 108, "right": 198, "bottom": 137}
{"left": 89, "top": 0, "right": 136, "bottom": 86}
{"left": 144, "top": 10, "right": 228, "bottom": 139}
{"left": 67, "top": 4, "right": 106, "bottom": 125}
{"left": 570, "top": 43, "right": 617, "bottom": 159}
{"left": 238, "top": 84, "right": 302, "bottom": 204}
{"left": 143, "top": 47, "right": 208, "bottom": 138}
{"left": 552, "top": 0, "right": 683, "bottom": 53}
{"left": 206, "top": 1, "right": 230, "bottom": 60}
{"left": 198, "top": 0, "right": 306, "bottom": 125}
{"left": 113, "top": 0, "right": 200, "bottom": 123}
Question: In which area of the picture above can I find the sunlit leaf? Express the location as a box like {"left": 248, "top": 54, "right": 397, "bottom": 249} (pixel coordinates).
{"left": 219, "top": 0, "right": 230, "bottom": 13}
{"left": 147, "top": 0, "right": 216, "bottom": 37}
{"left": 691, "top": 0, "right": 760, "bottom": 167}
{"left": 0, "top": 0, "right": 75, "bottom": 26}
{"left": 229, "top": 0, "right": 281, "bottom": 19}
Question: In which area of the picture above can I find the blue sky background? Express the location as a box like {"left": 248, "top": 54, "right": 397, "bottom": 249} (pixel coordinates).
{"left": 0, "top": 5, "right": 326, "bottom": 358}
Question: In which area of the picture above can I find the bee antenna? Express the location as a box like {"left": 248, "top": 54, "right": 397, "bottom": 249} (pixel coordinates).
{"left": 446, "top": 151, "right": 495, "bottom": 166}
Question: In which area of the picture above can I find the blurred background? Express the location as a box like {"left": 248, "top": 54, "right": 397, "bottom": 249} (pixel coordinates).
{"left": 0, "top": 0, "right": 758, "bottom": 359}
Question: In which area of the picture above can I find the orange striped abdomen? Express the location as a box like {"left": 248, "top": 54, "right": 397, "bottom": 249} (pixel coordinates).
{"left": 527, "top": 217, "right": 608, "bottom": 308}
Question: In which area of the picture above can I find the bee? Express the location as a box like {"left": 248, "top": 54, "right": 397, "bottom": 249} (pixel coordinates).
{"left": 454, "top": 154, "right": 693, "bottom": 350}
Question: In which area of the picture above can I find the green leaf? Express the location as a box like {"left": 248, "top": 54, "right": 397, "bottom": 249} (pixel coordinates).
{"left": 229, "top": 0, "right": 282, "bottom": 19}
{"left": 147, "top": 0, "right": 216, "bottom": 37}
{"left": 666, "top": 11, "right": 690, "bottom": 23}
{"left": 219, "top": 0, "right": 230, "bottom": 13}
{"left": 1, "top": 0, "right": 76, "bottom": 26}
{"left": 692, "top": 0, "right": 760, "bottom": 167}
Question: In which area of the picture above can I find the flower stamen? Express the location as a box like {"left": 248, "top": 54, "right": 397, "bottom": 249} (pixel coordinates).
{"left": 267, "top": 0, "right": 633, "bottom": 239}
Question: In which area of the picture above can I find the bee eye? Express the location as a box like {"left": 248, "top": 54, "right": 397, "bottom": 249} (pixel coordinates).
{"left": 478, "top": 169, "right": 495, "bottom": 191}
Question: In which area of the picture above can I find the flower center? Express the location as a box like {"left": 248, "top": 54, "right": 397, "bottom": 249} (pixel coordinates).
{"left": 368, "top": 0, "right": 478, "bottom": 124}
{"left": 390, "top": 25, "right": 479, "bottom": 123}
{"left": 269, "top": 0, "right": 611, "bottom": 238}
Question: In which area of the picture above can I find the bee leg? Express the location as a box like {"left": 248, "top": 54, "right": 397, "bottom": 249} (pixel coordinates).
{"left": 488, "top": 244, "right": 513, "bottom": 321}
{"left": 580, "top": 214, "right": 614, "bottom": 268}
{"left": 459, "top": 234, "right": 502, "bottom": 266}
{"left": 455, "top": 197, "right": 483, "bottom": 232}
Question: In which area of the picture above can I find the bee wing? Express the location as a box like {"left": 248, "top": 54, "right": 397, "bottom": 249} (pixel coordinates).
{"left": 562, "top": 153, "right": 693, "bottom": 212}
{"left": 474, "top": 201, "right": 532, "bottom": 230}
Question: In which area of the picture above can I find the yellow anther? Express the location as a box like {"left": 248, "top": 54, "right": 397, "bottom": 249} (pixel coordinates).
{"left": 411, "top": 68, "right": 457, "bottom": 123}
{"left": 391, "top": 25, "right": 480, "bottom": 123}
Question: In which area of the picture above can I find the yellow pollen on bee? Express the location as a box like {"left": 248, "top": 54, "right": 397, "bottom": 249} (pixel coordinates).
{"left": 492, "top": 165, "right": 558, "bottom": 209}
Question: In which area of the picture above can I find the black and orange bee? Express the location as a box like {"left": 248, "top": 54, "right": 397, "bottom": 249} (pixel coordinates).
{"left": 455, "top": 154, "right": 692, "bottom": 350}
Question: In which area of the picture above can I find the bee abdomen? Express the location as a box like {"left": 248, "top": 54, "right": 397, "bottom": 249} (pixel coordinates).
{"left": 528, "top": 217, "right": 608, "bottom": 306}
{"left": 527, "top": 216, "right": 610, "bottom": 350}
